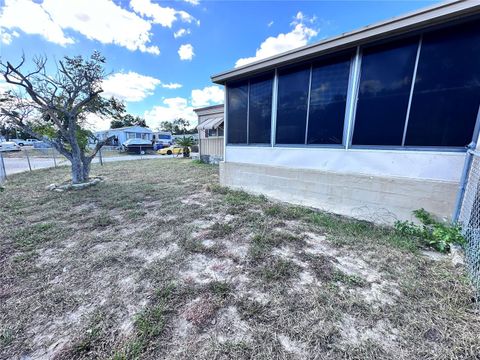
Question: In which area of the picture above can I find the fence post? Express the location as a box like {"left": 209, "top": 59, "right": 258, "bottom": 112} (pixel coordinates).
{"left": 25, "top": 148, "right": 32, "bottom": 172}
{"left": 453, "top": 106, "right": 480, "bottom": 223}
{"left": 52, "top": 147, "right": 57, "bottom": 168}
{"left": 0, "top": 152, "right": 6, "bottom": 183}
{"left": 98, "top": 148, "right": 103, "bottom": 166}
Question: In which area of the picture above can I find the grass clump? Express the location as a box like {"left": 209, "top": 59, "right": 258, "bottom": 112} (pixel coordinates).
{"left": 91, "top": 212, "right": 116, "bottom": 228}
{"left": 249, "top": 233, "right": 281, "bottom": 260}
{"left": 394, "top": 208, "right": 465, "bottom": 253}
{"left": 209, "top": 222, "right": 234, "bottom": 238}
{"left": 13, "top": 222, "right": 63, "bottom": 250}
{"left": 209, "top": 281, "right": 232, "bottom": 300}
{"left": 256, "top": 259, "right": 300, "bottom": 282}
{"left": 115, "top": 284, "right": 176, "bottom": 359}
{"left": 264, "top": 204, "right": 314, "bottom": 220}
{"left": 0, "top": 329, "right": 14, "bottom": 347}
{"left": 332, "top": 271, "right": 367, "bottom": 287}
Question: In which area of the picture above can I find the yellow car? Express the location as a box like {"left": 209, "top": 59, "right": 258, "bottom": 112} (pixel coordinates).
{"left": 157, "top": 145, "right": 188, "bottom": 155}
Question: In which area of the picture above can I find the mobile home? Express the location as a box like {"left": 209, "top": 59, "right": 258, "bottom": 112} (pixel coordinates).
{"left": 94, "top": 126, "right": 153, "bottom": 147}
{"left": 212, "top": 0, "right": 480, "bottom": 224}
{"left": 195, "top": 104, "right": 224, "bottom": 164}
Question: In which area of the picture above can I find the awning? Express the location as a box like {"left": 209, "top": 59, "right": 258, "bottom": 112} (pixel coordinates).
{"left": 197, "top": 117, "right": 224, "bottom": 130}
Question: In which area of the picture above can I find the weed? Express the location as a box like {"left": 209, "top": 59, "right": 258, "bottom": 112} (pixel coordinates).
{"left": 394, "top": 208, "right": 465, "bottom": 252}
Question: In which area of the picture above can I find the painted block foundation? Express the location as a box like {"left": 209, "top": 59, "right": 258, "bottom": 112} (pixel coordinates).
{"left": 220, "top": 161, "right": 458, "bottom": 224}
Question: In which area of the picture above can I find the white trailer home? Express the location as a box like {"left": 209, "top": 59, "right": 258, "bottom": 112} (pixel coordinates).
{"left": 211, "top": 0, "right": 480, "bottom": 224}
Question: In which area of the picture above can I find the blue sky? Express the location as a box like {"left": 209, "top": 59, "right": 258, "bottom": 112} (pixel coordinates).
{"left": 0, "top": 0, "right": 437, "bottom": 130}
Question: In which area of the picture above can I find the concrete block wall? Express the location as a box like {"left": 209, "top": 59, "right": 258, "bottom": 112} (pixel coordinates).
{"left": 220, "top": 161, "right": 458, "bottom": 224}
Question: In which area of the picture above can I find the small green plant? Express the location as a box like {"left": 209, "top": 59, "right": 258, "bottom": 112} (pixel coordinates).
{"left": 209, "top": 281, "right": 231, "bottom": 299}
{"left": 394, "top": 208, "right": 465, "bottom": 253}
{"left": 176, "top": 136, "right": 195, "bottom": 158}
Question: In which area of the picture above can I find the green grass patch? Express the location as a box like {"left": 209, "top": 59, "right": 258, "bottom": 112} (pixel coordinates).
{"left": 209, "top": 222, "right": 234, "bottom": 238}
{"left": 91, "top": 212, "right": 116, "bottom": 228}
{"left": 13, "top": 222, "right": 64, "bottom": 250}
{"left": 256, "top": 259, "right": 300, "bottom": 282}
{"left": 209, "top": 281, "right": 231, "bottom": 300}
{"left": 114, "top": 284, "right": 176, "bottom": 359}
{"left": 332, "top": 271, "right": 367, "bottom": 287}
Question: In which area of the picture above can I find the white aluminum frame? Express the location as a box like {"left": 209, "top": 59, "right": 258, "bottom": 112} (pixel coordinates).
{"left": 271, "top": 69, "right": 278, "bottom": 147}
{"left": 344, "top": 47, "right": 362, "bottom": 149}
{"left": 402, "top": 35, "right": 423, "bottom": 146}
{"left": 304, "top": 64, "right": 313, "bottom": 144}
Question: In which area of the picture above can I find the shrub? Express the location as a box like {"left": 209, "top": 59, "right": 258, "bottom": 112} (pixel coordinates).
{"left": 394, "top": 208, "right": 465, "bottom": 253}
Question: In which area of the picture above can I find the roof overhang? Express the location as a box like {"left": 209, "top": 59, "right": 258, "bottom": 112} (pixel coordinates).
{"left": 211, "top": 0, "right": 480, "bottom": 84}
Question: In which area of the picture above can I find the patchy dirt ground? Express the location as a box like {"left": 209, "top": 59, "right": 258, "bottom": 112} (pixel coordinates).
{"left": 1, "top": 159, "right": 479, "bottom": 359}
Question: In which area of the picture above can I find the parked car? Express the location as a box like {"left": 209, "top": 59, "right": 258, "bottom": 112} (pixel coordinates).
{"left": 122, "top": 139, "right": 153, "bottom": 155}
{"left": 157, "top": 145, "right": 190, "bottom": 155}
{"left": 9, "top": 138, "right": 26, "bottom": 146}
{"left": 0, "top": 141, "right": 21, "bottom": 152}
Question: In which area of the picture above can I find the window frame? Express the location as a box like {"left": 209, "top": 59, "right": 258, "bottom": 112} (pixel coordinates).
{"left": 226, "top": 72, "right": 274, "bottom": 146}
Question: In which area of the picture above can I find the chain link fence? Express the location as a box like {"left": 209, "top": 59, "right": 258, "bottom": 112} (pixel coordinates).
{"left": 458, "top": 150, "right": 480, "bottom": 299}
{"left": 0, "top": 146, "right": 131, "bottom": 183}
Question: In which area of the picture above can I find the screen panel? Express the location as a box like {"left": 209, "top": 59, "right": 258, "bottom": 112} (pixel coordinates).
{"left": 405, "top": 21, "right": 480, "bottom": 147}
{"left": 307, "top": 55, "right": 351, "bottom": 145}
{"left": 227, "top": 81, "right": 248, "bottom": 144}
{"left": 352, "top": 38, "right": 419, "bottom": 146}
{"left": 249, "top": 73, "right": 273, "bottom": 144}
{"left": 276, "top": 65, "right": 311, "bottom": 144}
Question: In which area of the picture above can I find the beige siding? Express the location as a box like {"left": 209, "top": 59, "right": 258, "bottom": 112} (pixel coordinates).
{"left": 200, "top": 137, "right": 224, "bottom": 157}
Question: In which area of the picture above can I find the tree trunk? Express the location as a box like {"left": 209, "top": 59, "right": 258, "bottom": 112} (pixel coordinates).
{"left": 70, "top": 156, "right": 89, "bottom": 184}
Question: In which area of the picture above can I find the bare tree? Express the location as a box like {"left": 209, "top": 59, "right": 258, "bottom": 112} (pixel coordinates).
{"left": 0, "top": 52, "right": 123, "bottom": 184}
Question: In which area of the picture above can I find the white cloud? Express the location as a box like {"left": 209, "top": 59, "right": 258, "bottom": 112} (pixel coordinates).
{"left": 0, "top": 28, "right": 19, "bottom": 45}
{"left": 178, "top": 44, "right": 195, "bottom": 61}
{"left": 0, "top": 0, "right": 74, "bottom": 46}
{"left": 143, "top": 85, "right": 224, "bottom": 128}
{"left": 102, "top": 71, "right": 161, "bottom": 102}
{"left": 162, "top": 83, "right": 183, "bottom": 89}
{"left": 130, "top": 0, "right": 199, "bottom": 28}
{"left": 173, "top": 28, "right": 190, "bottom": 39}
{"left": 191, "top": 86, "right": 224, "bottom": 107}
{"left": 184, "top": 0, "right": 200, "bottom": 5}
{"left": 268, "top": 21, "right": 274, "bottom": 27}
{"left": 0, "top": 0, "right": 160, "bottom": 54}
{"left": 84, "top": 113, "right": 112, "bottom": 132}
{"left": 43, "top": 0, "right": 160, "bottom": 54}
{"left": 235, "top": 13, "right": 318, "bottom": 68}
{"left": 144, "top": 97, "right": 196, "bottom": 128}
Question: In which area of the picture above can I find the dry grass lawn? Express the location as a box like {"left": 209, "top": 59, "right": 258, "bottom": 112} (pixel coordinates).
{"left": 1, "top": 159, "right": 479, "bottom": 359}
